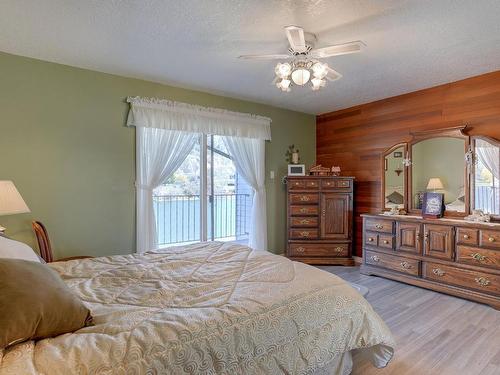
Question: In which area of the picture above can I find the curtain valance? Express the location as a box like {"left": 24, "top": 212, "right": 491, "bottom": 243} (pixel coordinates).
{"left": 126, "top": 96, "right": 272, "bottom": 140}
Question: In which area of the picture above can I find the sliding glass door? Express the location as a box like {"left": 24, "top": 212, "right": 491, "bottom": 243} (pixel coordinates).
{"left": 153, "top": 134, "right": 252, "bottom": 247}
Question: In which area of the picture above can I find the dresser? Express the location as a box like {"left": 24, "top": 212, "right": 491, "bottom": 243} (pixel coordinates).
{"left": 286, "top": 176, "right": 354, "bottom": 265}
{"left": 361, "top": 214, "right": 500, "bottom": 309}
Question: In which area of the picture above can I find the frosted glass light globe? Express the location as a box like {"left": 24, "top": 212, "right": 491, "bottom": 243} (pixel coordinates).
{"left": 274, "top": 63, "right": 292, "bottom": 79}
{"left": 312, "top": 62, "right": 328, "bottom": 79}
{"left": 291, "top": 68, "right": 311, "bottom": 86}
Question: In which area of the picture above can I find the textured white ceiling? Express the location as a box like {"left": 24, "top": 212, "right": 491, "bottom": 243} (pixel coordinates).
{"left": 1, "top": 0, "right": 500, "bottom": 114}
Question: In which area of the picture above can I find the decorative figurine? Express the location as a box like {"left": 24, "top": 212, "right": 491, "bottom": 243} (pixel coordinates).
{"left": 465, "top": 210, "right": 491, "bottom": 223}
{"left": 331, "top": 166, "right": 341, "bottom": 176}
{"left": 309, "top": 164, "right": 331, "bottom": 176}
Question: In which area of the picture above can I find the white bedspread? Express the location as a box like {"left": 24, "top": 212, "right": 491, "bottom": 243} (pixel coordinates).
{"left": 0, "top": 242, "right": 394, "bottom": 374}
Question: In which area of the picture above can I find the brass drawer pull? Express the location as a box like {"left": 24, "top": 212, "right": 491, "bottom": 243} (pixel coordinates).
{"left": 474, "top": 277, "right": 490, "bottom": 287}
{"left": 300, "top": 219, "right": 310, "bottom": 224}
{"left": 300, "top": 208, "right": 308, "bottom": 213}
{"left": 400, "top": 261, "right": 412, "bottom": 269}
{"left": 367, "top": 237, "right": 374, "bottom": 242}
{"left": 424, "top": 232, "right": 429, "bottom": 239}
{"left": 432, "top": 268, "right": 445, "bottom": 277}
{"left": 321, "top": 209, "right": 326, "bottom": 216}
{"left": 294, "top": 182, "right": 300, "bottom": 186}
{"left": 488, "top": 237, "right": 495, "bottom": 242}
{"left": 325, "top": 182, "right": 332, "bottom": 186}
{"left": 463, "top": 234, "right": 470, "bottom": 240}
{"left": 375, "top": 224, "right": 383, "bottom": 229}
{"left": 300, "top": 231, "right": 310, "bottom": 237}
{"left": 370, "top": 255, "right": 380, "bottom": 262}
{"left": 383, "top": 240, "right": 389, "bottom": 245}
{"left": 300, "top": 196, "right": 310, "bottom": 202}
{"left": 470, "top": 253, "right": 487, "bottom": 262}
{"left": 296, "top": 246, "right": 305, "bottom": 253}
{"left": 334, "top": 246, "right": 344, "bottom": 253}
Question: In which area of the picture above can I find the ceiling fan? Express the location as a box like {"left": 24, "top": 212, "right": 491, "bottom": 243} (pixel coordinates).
{"left": 238, "top": 26, "right": 365, "bottom": 92}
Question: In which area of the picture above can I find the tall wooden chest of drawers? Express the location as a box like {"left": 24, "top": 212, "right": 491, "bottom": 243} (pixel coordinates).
{"left": 286, "top": 176, "right": 354, "bottom": 265}
{"left": 361, "top": 214, "right": 500, "bottom": 309}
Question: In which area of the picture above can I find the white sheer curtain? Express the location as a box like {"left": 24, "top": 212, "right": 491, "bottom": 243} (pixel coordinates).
{"left": 476, "top": 139, "right": 500, "bottom": 180}
{"left": 136, "top": 127, "right": 198, "bottom": 253}
{"left": 223, "top": 136, "right": 267, "bottom": 250}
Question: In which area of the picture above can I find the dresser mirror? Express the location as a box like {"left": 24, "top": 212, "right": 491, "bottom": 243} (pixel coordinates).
{"left": 410, "top": 136, "right": 468, "bottom": 214}
{"left": 382, "top": 143, "right": 407, "bottom": 211}
{"left": 471, "top": 136, "right": 500, "bottom": 218}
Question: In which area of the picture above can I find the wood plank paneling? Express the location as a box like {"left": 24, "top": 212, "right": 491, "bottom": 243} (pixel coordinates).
{"left": 317, "top": 71, "right": 500, "bottom": 257}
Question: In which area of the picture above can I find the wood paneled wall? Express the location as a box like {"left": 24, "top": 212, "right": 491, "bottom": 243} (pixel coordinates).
{"left": 316, "top": 71, "right": 500, "bottom": 256}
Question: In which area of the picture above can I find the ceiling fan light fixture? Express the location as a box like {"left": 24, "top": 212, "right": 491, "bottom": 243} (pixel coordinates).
{"left": 275, "top": 62, "right": 292, "bottom": 79}
{"left": 291, "top": 68, "right": 310, "bottom": 86}
{"left": 311, "top": 77, "right": 326, "bottom": 91}
{"left": 312, "top": 62, "right": 328, "bottom": 79}
{"left": 276, "top": 78, "right": 291, "bottom": 92}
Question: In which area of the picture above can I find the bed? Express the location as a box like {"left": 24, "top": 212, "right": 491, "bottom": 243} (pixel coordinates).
{"left": 0, "top": 242, "right": 394, "bottom": 374}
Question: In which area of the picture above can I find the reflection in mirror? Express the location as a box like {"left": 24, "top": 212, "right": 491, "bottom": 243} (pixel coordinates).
{"left": 474, "top": 138, "right": 499, "bottom": 215}
{"left": 384, "top": 146, "right": 405, "bottom": 211}
{"left": 411, "top": 137, "right": 465, "bottom": 212}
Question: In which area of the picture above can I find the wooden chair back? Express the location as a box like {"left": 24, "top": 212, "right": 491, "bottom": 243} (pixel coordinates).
{"left": 32, "top": 221, "right": 54, "bottom": 263}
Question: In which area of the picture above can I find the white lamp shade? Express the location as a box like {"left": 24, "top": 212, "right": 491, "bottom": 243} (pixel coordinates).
{"left": 291, "top": 68, "right": 311, "bottom": 86}
{"left": 0, "top": 181, "right": 30, "bottom": 216}
{"left": 426, "top": 177, "right": 444, "bottom": 190}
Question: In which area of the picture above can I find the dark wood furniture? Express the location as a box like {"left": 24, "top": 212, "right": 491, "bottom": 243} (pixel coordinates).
{"left": 32, "top": 221, "right": 92, "bottom": 263}
{"left": 286, "top": 176, "right": 354, "bottom": 265}
{"left": 361, "top": 214, "right": 500, "bottom": 309}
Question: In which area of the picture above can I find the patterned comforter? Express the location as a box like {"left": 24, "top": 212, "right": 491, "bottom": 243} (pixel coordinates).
{"left": 0, "top": 242, "right": 394, "bottom": 374}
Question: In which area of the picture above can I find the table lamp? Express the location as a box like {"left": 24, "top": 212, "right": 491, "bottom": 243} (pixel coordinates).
{"left": 426, "top": 177, "right": 444, "bottom": 192}
{"left": 0, "top": 180, "right": 31, "bottom": 233}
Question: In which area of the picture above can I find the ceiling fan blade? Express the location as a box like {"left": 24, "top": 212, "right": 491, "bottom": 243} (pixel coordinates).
{"left": 284, "top": 25, "right": 307, "bottom": 53}
{"left": 238, "top": 53, "right": 291, "bottom": 60}
{"left": 310, "top": 41, "right": 365, "bottom": 58}
{"left": 325, "top": 66, "right": 343, "bottom": 81}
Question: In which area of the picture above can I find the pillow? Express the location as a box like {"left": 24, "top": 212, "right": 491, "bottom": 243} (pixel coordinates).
{"left": 386, "top": 191, "right": 404, "bottom": 204}
{"left": 0, "top": 235, "right": 40, "bottom": 263}
{"left": 0, "top": 258, "right": 92, "bottom": 349}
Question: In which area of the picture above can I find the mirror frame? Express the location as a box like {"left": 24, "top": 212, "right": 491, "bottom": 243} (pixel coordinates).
{"left": 381, "top": 143, "right": 408, "bottom": 212}
{"left": 470, "top": 135, "right": 500, "bottom": 221}
{"left": 406, "top": 126, "right": 470, "bottom": 217}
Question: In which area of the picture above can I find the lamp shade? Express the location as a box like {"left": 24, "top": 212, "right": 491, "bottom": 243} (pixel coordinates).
{"left": 0, "top": 181, "right": 30, "bottom": 216}
{"left": 426, "top": 177, "right": 444, "bottom": 190}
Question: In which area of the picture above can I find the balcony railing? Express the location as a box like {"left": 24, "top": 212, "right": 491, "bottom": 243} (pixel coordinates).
{"left": 153, "top": 193, "right": 251, "bottom": 246}
{"left": 475, "top": 186, "right": 499, "bottom": 214}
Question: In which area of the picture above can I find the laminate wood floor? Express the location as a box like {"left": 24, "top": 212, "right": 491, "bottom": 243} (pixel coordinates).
{"left": 317, "top": 266, "right": 500, "bottom": 375}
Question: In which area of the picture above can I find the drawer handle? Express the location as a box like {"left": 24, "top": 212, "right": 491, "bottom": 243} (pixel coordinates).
{"left": 300, "top": 196, "right": 310, "bottom": 202}
{"left": 321, "top": 209, "right": 326, "bottom": 216}
{"left": 296, "top": 246, "right": 305, "bottom": 253}
{"left": 488, "top": 237, "right": 495, "bottom": 242}
{"left": 470, "top": 253, "right": 487, "bottom": 262}
{"left": 400, "top": 261, "right": 412, "bottom": 269}
{"left": 383, "top": 240, "right": 389, "bottom": 245}
{"left": 300, "top": 231, "right": 310, "bottom": 237}
{"left": 463, "top": 234, "right": 470, "bottom": 240}
{"left": 334, "top": 246, "right": 344, "bottom": 253}
{"left": 294, "top": 182, "right": 300, "bottom": 186}
{"left": 300, "top": 219, "right": 310, "bottom": 224}
{"left": 310, "top": 183, "right": 316, "bottom": 186}
{"left": 367, "top": 237, "right": 374, "bottom": 242}
{"left": 432, "top": 268, "right": 445, "bottom": 277}
{"left": 475, "top": 277, "right": 490, "bottom": 287}
{"left": 325, "top": 182, "right": 332, "bottom": 186}
{"left": 300, "top": 208, "right": 308, "bottom": 213}
{"left": 375, "top": 224, "right": 383, "bottom": 229}
{"left": 424, "top": 232, "right": 429, "bottom": 239}
{"left": 370, "top": 255, "right": 380, "bottom": 262}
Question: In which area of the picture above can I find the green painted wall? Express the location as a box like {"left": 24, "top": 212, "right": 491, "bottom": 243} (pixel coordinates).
{"left": 0, "top": 52, "right": 315, "bottom": 257}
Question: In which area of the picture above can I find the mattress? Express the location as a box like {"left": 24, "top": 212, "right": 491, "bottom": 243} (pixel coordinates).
{"left": 0, "top": 242, "right": 394, "bottom": 374}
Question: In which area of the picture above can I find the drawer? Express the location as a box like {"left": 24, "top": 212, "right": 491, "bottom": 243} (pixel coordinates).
{"left": 365, "top": 250, "right": 420, "bottom": 276}
{"left": 289, "top": 229, "right": 318, "bottom": 240}
{"left": 289, "top": 216, "right": 318, "bottom": 228}
{"left": 320, "top": 179, "right": 352, "bottom": 190}
{"left": 480, "top": 230, "right": 500, "bottom": 249}
{"left": 378, "top": 234, "right": 395, "bottom": 250}
{"left": 456, "top": 228, "right": 478, "bottom": 246}
{"left": 290, "top": 205, "right": 319, "bottom": 216}
{"left": 424, "top": 262, "right": 500, "bottom": 295}
{"left": 288, "top": 180, "right": 306, "bottom": 190}
{"left": 305, "top": 180, "right": 319, "bottom": 189}
{"left": 321, "top": 179, "right": 336, "bottom": 189}
{"left": 335, "top": 179, "right": 352, "bottom": 189}
{"left": 289, "top": 243, "right": 349, "bottom": 257}
{"left": 365, "top": 219, "right": 394, "bottom": 234}
{"left": 365, "top": 232, "right": 378, "bottom": 246}
{"left": 289, "top": 193, "right": 319, "bottom": 205}
{"left": 456, "top": 245, "right": 500, "bottom": 268}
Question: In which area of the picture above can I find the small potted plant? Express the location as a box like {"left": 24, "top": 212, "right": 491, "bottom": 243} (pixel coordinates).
{"left": 286, "top": 145, "right": 300, "bottom": 164}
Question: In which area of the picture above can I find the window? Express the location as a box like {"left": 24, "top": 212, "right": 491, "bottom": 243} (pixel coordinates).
{"left": 153, "top": 134, "right": 252, "bottom": 246}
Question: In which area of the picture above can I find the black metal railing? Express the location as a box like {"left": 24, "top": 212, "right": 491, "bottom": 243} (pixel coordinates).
{"left": 153, "top": 193, "right": 251, "bottom": 246}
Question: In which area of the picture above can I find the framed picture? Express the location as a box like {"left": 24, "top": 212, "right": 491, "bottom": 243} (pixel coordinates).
{"left": 288, "top": 164, "right": 306, "bottom": 176}
{"left": 422, "top": 192, "right": 444, "bottom": 218}
{"left": 393, "top": 151, "right": 403, "bottom": 158}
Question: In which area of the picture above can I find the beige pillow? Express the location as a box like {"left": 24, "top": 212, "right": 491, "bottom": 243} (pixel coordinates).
{"left": 0, "top": 259, "right": 92, "bottom": 349}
